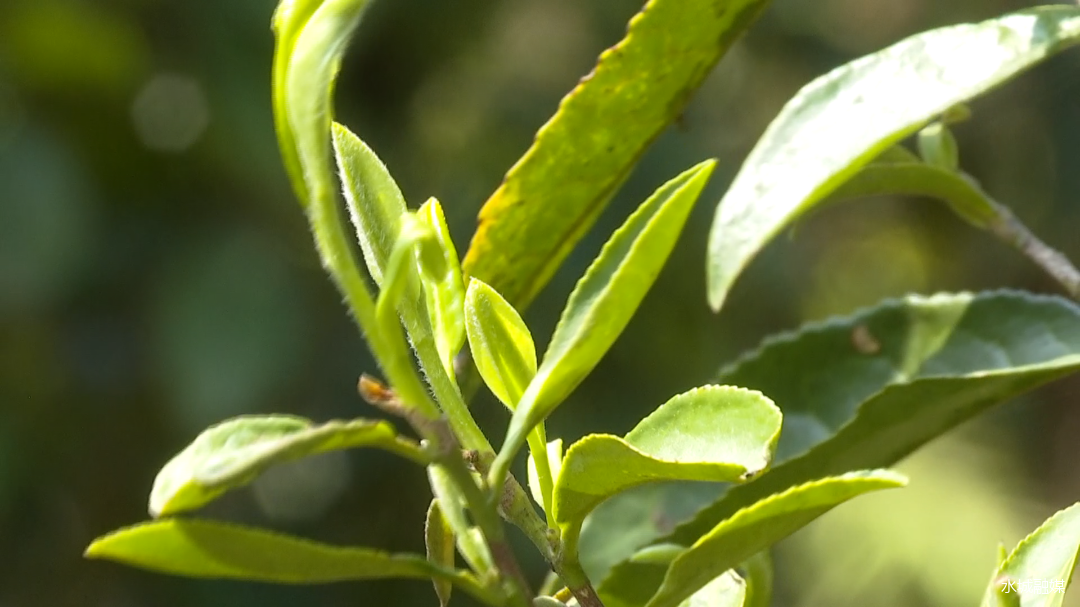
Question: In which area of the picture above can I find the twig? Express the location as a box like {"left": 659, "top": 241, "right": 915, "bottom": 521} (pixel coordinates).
{"left": 986, "top": 200, "right": 1080, "bottom": 301}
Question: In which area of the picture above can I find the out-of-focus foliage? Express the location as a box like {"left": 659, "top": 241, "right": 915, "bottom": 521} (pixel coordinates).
{"left": 2, "top": 0, "right": 1080, "bottom": 606}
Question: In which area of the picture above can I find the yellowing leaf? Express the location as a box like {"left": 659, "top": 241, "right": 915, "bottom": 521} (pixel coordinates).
{"left": 463, "top": 0, "right": 770, "bottom": 311}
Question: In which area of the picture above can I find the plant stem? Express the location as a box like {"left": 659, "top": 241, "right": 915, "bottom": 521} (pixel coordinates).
{"left": 985, "top": 200, "right": 1080, "bottom": 301}
{"left": 526, "top": 425, "right": 556, "bottom": 528}
{"left": 307, "top": 176, "right": 532, "bottom": 607}
{"left": 430, "top": 423, "right": 533, "bottom": 607}
{"left": 556, "top": 554, "right": 606, "bottom": 607}
{"left": 413, "top": 333, "right": 494, "bottom": 453}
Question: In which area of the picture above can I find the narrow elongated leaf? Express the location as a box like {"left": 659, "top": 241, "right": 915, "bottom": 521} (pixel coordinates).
{"left": 285, "top": 0, "right": 370, "bottom": 209}
{"left": 150, "top": 415, "right": 424, "bottom": 517}
{"left": 648, "top": 471, "right": 905, "bottom": 607}
{"left": 427, "top": 467, "right": 496, "bottom": 575}
{"left": 706, "top": 6, "right": 1080, "bottom": 311}
{"left": 463, "top": 0, "right": 769, "bottom": 311}
{"left": 599, "top": 471, "right": 906, "bottom": 607}
{"left": 664, "top": 291, "right": 1080, "bottom": 546}
{"left": 494, "top": 161, "right": 715, "bottom": 481}
{"left": 981, "top": 502, "right": 1080, "bottom": 607}
{"left": 332, "top": 122, "right": 408, "bottom": 286}
{"left": 271, "top": 0, "right": 324, "bottom": 204}
{"left": 426, "top": 499, "right": 455, "bottom": 607}
{"left": 465, "top": 278, "right": 537, "bottom": 410}
{"left": 528, "top": 439, "right": 564, "bottom": 512}
{"left": 87, "top": 518, "right": 454, "bottom": 584}
{"left": 553, "top": 387, "right": 781, "bottom": 542}
{"left": 417, "top": 198, "right": 466, "bottom": 377}
{"left": 825, "top": 154, "right": 997, "bottom": 227}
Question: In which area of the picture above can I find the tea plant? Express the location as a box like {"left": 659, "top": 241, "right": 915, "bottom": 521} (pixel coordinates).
{"left": 87, "top": 1, "right": 1080, "bottom": 606}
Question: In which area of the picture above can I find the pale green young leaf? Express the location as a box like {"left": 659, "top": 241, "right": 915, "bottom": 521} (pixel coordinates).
{"left": 462, "top": 0, "right": 770, "bottom": 312}
{"left": 553, "top": 387, "right": 781, "bottom": 545}
{"left": 425, "top": 499, "right": 455, "bottom": 607}
{"left": 87, "top": 518, "right": 437, "bottom": 582}
{"left": 916, "top": 122, "right": 959, "bottom": 172}
{"left": 149, "top": 415, "right": 425, "bottom": 517}
{"left": 679, "top": 570, "right": 747, "bottom": 607}
{"left": 527, "top": 439, "right": 563, "bottom": 512}
{"left": 427, "top": 467, "right": 496, "bottom": 575}
{"left": 332, "top": 121, "right": 408, "bottom": 286}
{"left": 662, "top": 291, "right": 1080, "bottom": 548}
{"left": 84, "top": 519, "right": 496, "bottom": 603}
{"left": 980, "top": 502, "right": 1080, "bottom": 607}
{"left": 417, "top": 197, "right": 466, "bottom": 377}
{"left": 707, "top": 6, "right": 1080, "bottom": 311}
{"left": 494, "top": 160, "right": 716, "bottom": 483}
{"left": 285, "top": 0, "right": 372, "bottom": 210}
{"left": 270, "top": 0, "right": 324, "bottom": 205}
{"left": 599, "top": 471, "right": 906, "bottom": 607}
{"left": 464, "top": 278, "right": 537, "bottom": 410}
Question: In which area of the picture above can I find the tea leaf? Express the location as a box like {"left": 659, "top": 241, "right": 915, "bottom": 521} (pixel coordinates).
{"left": 417, "top": 198, "right": 466, "bottom": 376}
{"left": 665, "top": 291, "right": 1080, "bottom": 547}
{"left": 85, "top": 518, "right": 492, "bottom": 603}
{"left": 425, "top": 499, "right": 456, "bottom": 607}
{"left": 980, "top": 502, "right": 1080, "bottom": 607}
{"left": 706, "top": 6, "right": 1080, "bottom": 311}
{"left": 494, "top": 161, "right": 714, "bottom": 482}
{"left": 553, "top": 387, "right": 780, "bottom": 553}
{"left": 150, "top": 415, "right": 425, "bottom": 517}
{"left": 463, "top": 0, "right": 769, "bottom": 311}
{"left": 464, "top": 278, "right": 537, "bottom": 411}
{"left": 598, "top": 471, "right": 905, "bottom": 607}
{"left": 332, "top": 122, "right": 408, "bottom": 286}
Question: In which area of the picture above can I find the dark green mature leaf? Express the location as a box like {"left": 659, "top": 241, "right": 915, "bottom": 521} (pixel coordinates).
{"left": 579, "top": 483, "right": 725, "bottom": 584}
{"left": 150, "top": 415, "right": 425, "bottom": 517}
{"left": 825, "top": 153, "right": 997, "bottom": 228}
{"left": 553, "top": 387, "right": 781, "bottom": 547}
{"left": 463, "top": 0, "right": 770, "bottom": 311}
{"left": 706, "top": 6, "right": 1080, "bottom": 311}
{"left": 599, "top": 471, "right": 905, "bottom": 607}
{"left": 87, "top": 518, "right": 445, "bottom": 582}
{"left": 665, "top": 291, "right": 1080, "bottom": 546}
{"left": 981, "top": 502, "right": 1080, "bottom": 607}
{"left": 493, "top": 161, "right": 715, "bottom": 483}
{"left": 332, "top": 122, "right": 407, "bottom": 286}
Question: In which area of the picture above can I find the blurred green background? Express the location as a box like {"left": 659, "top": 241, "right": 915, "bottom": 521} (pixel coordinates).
{"left": 2, "top": 0, "right": 1079, "bottom": 605}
